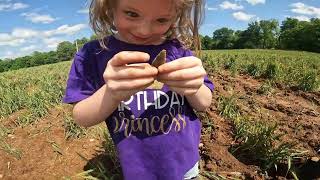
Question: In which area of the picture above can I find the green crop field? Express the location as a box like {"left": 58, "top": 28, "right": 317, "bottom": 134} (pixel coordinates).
{"left": 0, "top": 49, "right": 319, "bottom": 179}
{"left": 202, "top": 49, "right": 320, "bottom": 91}
{"left": 0, "top": 62, "right": 69, "bottom": 124}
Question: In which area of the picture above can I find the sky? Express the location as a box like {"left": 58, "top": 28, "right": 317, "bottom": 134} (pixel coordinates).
{"left": 0, "top": 0, "right": 320, "bottom": 59}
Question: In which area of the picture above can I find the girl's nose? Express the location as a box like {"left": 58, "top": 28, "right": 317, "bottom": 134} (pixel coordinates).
{"left": 135, "top": 22, "right": 152, "bottom": 38}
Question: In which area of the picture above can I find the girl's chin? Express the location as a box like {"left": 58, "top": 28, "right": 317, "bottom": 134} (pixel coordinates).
{"left": 115, "top": 33, "right": 164, "bottom": 45}
{"left": 131, "top": 38, "right": 165, "bottom": 46}
{"left": 130, "top": 37, "right": 152, "bottom": 45}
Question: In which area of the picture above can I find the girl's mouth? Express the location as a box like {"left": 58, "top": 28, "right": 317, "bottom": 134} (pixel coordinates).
{"left": 131, "top": 34, "right": 150, "bottom": 43}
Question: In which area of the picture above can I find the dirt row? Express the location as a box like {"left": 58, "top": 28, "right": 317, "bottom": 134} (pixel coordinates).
{"left": 200, "top": 71, "right": 320, "bottom": 179}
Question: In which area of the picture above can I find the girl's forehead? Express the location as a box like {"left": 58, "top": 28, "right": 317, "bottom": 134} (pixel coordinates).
{"left": 116, "top": 0, "right": 177, "bottom": 15}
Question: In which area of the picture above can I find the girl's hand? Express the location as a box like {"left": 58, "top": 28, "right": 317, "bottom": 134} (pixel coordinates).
{"left": 157, "top": 56, "right": 207, "bottom": 96}
{"left": 103, "top": 51, "right": 158, "bottom": 102}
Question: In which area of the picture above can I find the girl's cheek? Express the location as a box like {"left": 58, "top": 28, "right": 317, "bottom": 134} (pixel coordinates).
{"left": 157, "top": 25, "right": 171, "bottom": 34}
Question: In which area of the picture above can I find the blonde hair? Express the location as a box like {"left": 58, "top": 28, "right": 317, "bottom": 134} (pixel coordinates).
{"left": 89, "top": 0, "right": 204, "bottom": 53}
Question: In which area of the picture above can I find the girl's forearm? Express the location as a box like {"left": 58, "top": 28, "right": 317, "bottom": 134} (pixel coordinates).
{"left": 186, "top": 84, "right": 212, "bottom": 111}
{"left": 72, "top": 84, "right": 120, "bottom": 127}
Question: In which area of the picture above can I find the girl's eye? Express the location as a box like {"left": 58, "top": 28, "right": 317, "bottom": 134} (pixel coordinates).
{"left": 124, "top": 11, "right": 139, "bottom": 18}
{"left": 157, "top": 18, "right": 169, "bottom": 24}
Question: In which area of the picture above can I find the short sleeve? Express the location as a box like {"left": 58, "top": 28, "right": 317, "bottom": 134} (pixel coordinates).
{"left": 62, "top": 45, "right": 98, "bottom": 104}
{"left": 182, "top": 49, "right": 215, "bottom": 92}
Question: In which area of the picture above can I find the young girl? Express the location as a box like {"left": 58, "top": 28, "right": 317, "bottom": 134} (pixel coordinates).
{"left": 63, "top": 0, "right": 214, "bottom": 179}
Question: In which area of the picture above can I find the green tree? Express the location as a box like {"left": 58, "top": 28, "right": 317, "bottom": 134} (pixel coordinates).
{"left": 212, "top": 27, "right": 235, "bottom": 49}
{"left": 245, "top": 21, "right": 263, "bottom": 48}
{"left": 235, "top": 21, "right": 262, "bottom": 49}
{"left": 0, "top": 59, "right": 12, "bottom": 72}
{"left": 259, "top": 19, "right": 279, "bottom": 48}
{"left": 233, "top": 30, "right": 243, "bottom": 48}
{"left": 302, "top": 18, "right": 320, "bottom": 52}
{"left": 0, "top": 59, "right": 3, "bottom": 72}
{"left": 29, "top": 51, "right": 46, "bottom": 66}
{"left": 74, "top": 37, "right": 89, "bottom": 51}
{"left": 201, "top": 35, "right": 213, "bottom": 50}
{"left": 10, "top": 56, "right": 31, "bottom": 70}
{"left": 90, "top": 34, "right": 98, "bottom": 41}
{"left": 56, "top": 41, "right": 76, "bottom": 61}
{"left": 46, "top": 51, "right": 59, "bottom": 64}
{"left": 280, "top": 18, "right": 320, "bottom": 52}
{"left": 279, "top": 18, "right": 301, "bottom": 50}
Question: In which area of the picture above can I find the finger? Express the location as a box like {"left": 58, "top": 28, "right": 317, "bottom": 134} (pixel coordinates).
{"left": 117, "top": 64, "right": 158, "bottom": 79}
{"left": 110, "top": 51, "right": 150, "bottom": 66}
{"left": 160, "top": 78, "right": 204, "bottom": 88}
{"left": 105, "top": 64, "right": 158, "bottom": 80}
{"left": 107, "top": 77, "right": 156, "bottom": 91}
{"left": 158, "top": 66, "right": 206, "bottom": 80}
{"left": 119, "top": 80, "right": 155, "bottom": 97}
{"left": 158, "top": 57, "right": 201, "bottom": 73}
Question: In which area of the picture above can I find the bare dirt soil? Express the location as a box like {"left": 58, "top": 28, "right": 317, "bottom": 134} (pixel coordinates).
{"left": 0, "top": 70, "right": 319, "bottom": 180}
{"left": 200, "top": 71, "right": 320, "bottom": 179}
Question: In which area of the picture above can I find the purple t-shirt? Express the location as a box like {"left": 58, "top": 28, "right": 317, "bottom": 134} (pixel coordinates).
{"left": 63, "top": 36, "right": 214, "bottom": 180}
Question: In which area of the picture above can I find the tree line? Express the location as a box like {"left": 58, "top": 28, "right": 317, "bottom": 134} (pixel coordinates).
{"left": 0, "top": 18, "right": 319, "bottom": 73}
{"left": 201, "top": 18, "right": 320, "bottom": 52}
{"left": 0, "top": 35, "right": 96, "bottom": 73}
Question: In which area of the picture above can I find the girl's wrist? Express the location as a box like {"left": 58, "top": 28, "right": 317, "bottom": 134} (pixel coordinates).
{"left": 185, "top": 83, "right": 205, "bottom": 98}
{"left": 104, "top": 84, "right": 122, "bottom": 105}
{"left": 185, "top": 83, "right": 212, "bottom": 111}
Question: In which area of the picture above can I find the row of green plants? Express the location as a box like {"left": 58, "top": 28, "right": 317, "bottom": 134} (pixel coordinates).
{"left": 198, "top": 49, "right": 319, "bottom": 178}
{"left": 0, "top": 59, "right": 120, "bottom": 179}
{"left": 0, "top": 61, "right": 77, "bottom": 161}
{"left": 0, "top": 124, "right": 22, "bottom": 159}
{"left": 0, "top": 61, "right": 70, "bottom": 125}
{"left": 202, "top": 49, "right": 320, "bottom": 91}
{"left": 217, "top": 95, "right": 303, "bottom": 179}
